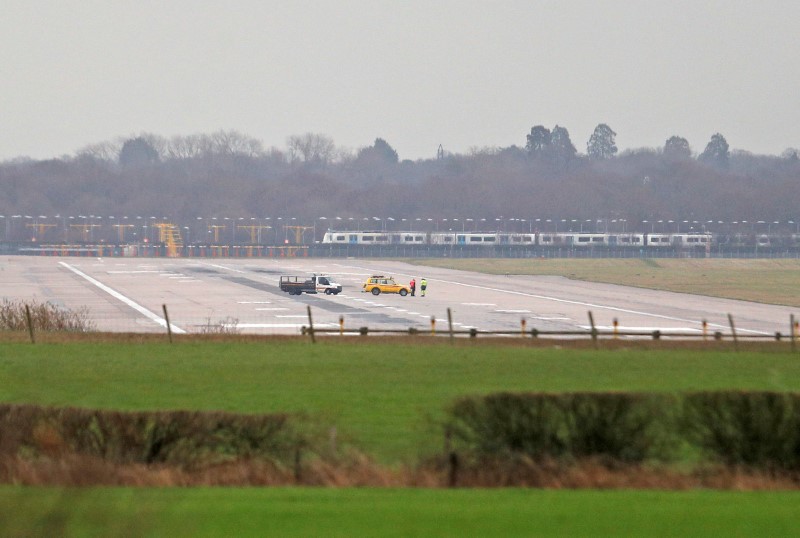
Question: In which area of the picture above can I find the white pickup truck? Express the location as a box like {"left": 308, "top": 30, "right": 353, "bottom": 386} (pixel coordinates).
{"left": 279, "top": 275, "right": 343, "bottom": 295}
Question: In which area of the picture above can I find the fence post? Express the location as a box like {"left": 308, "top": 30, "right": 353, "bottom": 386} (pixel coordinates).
{"left": 613, "top": 318, "right": 618, "bottom": 339}
{"left": 521, "top": 318, "right": 526, "bottom": 338}
{"left": 294, "top": 445, "right": 302, "bottom": 483}
{"left": 307, "top": 305, "right": 316, "bottom": 344}
{"left": 431, "top": 316, "right": 436, "bottom": 336}
{"left": 447, "top": 308, "right": 454, "bottom": 344}
{"left": 702, "top": 319, "right": 708, "bottom": 341}
{"left": 587, "top": 311, "right": 598, "bottom": 349}
{"left": 24, "top": 304, "right": 35, "bottom": 344}
{"left": 339, "top": 315, "right": 344, "bottom": 336}
{"left": 728, "top": 313, "right": 738, "bottom": 352}
{"left": 162, "top": 304, "right": 172, "bottom": 344}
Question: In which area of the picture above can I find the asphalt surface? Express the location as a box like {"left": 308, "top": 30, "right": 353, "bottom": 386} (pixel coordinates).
{"left": 0, "top": 256, "right": 795, "bottom": 337}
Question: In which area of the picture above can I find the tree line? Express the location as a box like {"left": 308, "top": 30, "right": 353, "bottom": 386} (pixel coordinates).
{"left": 1, "top": 127, "right": 798, "bottom": 229}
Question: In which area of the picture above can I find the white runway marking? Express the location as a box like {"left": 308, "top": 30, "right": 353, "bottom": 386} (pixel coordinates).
{"left": 238, "top": 301, "right": 272, "bottom": 304}
{"left": 255, "top": 307, "right": 288, "bottom": 311}
{"left": 200, "top": 262, "right": 247, "bottom": 274}
{"left": 495, "top": 309, "right": 531, "bottom": 313}
{"left": 234, "top": 323, "right": 336, "bottom": 329}
{"left": 586, "top": 326, "right": 703, "bottom": 333}
{"left": 463, "top": 303, "right": 496, "bottom": 306}
{"left": 59, "top": 262, "right": 186, "bottom": 334}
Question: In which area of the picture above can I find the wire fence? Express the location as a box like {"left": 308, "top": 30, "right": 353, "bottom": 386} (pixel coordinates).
{"left": 8, "top": 302, "right": 797, "bottom": 352}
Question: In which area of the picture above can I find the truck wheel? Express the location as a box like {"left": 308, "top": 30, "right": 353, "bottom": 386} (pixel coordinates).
{"left": 399, "top": 289, "right": 408, "bottom": 296}
{"left": 325, "top": 289, "right": 333, "bottom": 295}
{"left": 371, "top": 288, "right": 381, "bottom": 296}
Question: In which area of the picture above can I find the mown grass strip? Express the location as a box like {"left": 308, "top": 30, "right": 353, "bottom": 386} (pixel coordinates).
{"left": 2, "top": 487, "right": 800, "bottom": 537}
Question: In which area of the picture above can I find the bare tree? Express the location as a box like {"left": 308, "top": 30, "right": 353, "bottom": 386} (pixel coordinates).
{"left": 287, "top": 133, "right": 336, "bottom": 166}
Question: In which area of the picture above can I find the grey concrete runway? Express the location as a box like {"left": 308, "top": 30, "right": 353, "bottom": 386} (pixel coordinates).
{"left": 0, "top": 256, "right": 796, "bottom": 337}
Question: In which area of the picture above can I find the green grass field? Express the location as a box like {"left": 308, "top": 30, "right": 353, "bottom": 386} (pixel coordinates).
{"left": 3, "top": 341, "right": 800, "bottom": 461}
{"left": 2, "top": 487, "right": 800, "bottom": 537}
{"left": 4, "top": 339, "right": 800, "bottom": 535}
{"left": 404, "top": 258, "right": 800, "bottom": 307}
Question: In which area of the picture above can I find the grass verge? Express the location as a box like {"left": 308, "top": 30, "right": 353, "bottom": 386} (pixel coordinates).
{"left": 402, "top": 258, "right": 800, "bottom": 307}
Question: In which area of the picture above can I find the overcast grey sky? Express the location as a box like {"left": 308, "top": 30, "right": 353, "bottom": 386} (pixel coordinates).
{"left": 3, "top": 1, "right": 798, "bottom": 161}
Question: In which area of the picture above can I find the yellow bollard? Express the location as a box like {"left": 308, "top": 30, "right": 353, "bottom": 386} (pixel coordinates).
{"left": 521, "top": 318, "right": 526, "bottom": 337}
{"left": 702, "top": 319, "right": 708, "bottom": 341}
{"left": 339, "top": 315, "right": 344, "bottom": 336}
{"left": 613, "top": 318, "right": 618, "bottom": 339}
{"left": 431, "top": 316, "right": 436, "bottom": 335}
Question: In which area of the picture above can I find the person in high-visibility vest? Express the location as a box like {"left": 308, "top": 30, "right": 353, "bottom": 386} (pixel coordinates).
{"left": 420, "top": 278, "right": 427, "bottom": 297}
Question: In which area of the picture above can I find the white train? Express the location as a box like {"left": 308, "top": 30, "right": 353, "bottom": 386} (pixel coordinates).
{"left": 321, "top": 231, "right": 713, "bottom": 248}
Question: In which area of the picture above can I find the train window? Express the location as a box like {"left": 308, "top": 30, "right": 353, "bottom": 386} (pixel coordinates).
{"left": 523, "top": 236, "right": 532, "bottom": 242}
{"left": 336, "top": 235, "right": 345, "bottom": 241}
{"left": 415, "top": 236, "right": 423, "bottom": 241}
{"left": 404, "top": 235, "right": 413, "bottom": 241}
{"left": 443, "top": 236, "right": 453, "bottom": 242}
{"left": 483, "top": 236, "right": 496, "bottom": 242}
{"left": 592, "top": 237, "right": 603, "bottom": 243}
{"left": 512, "top": 237, "right": 521, "bottom": 243}
{"left": 362, "top": 236, "right": 374, "bottom": 241}
{"left": 578, "top": 237, "right": 590, "bottom": 243}
{"left": 469, "top": 237, "right": 481, "bottom": 242}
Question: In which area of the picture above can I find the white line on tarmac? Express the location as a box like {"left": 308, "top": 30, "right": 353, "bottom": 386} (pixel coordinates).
{"left": 58, "top": 262, "right": 186, "bottom": 333}
{"left": 234, "top": 323, "right": 336, "bottom": 328}
{"left": 199, "top": 262, "right": 247, "bottom": 274}
{"left": 586, "top": 326, "right": 703, "bottom": 333}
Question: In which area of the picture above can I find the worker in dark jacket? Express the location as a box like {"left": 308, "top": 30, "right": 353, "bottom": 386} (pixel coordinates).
{"left": 410, "top": 278, "right": 416, "bottom": 296}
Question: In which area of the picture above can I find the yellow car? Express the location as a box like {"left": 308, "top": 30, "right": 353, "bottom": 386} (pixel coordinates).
{"left": 362, "top": 275, "right": 411, "bottom": 296}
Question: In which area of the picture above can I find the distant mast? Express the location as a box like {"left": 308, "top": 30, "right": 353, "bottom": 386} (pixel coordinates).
{"left": 437, "top": 144, "right": 444, "bottom": 160}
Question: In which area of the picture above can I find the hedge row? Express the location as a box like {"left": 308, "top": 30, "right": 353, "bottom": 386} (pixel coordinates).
{"left": 447, "top": 391, "right": 800, "bottom": 470}
{"left": 0, "top": 404, "right": 305, "bottom": 468}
